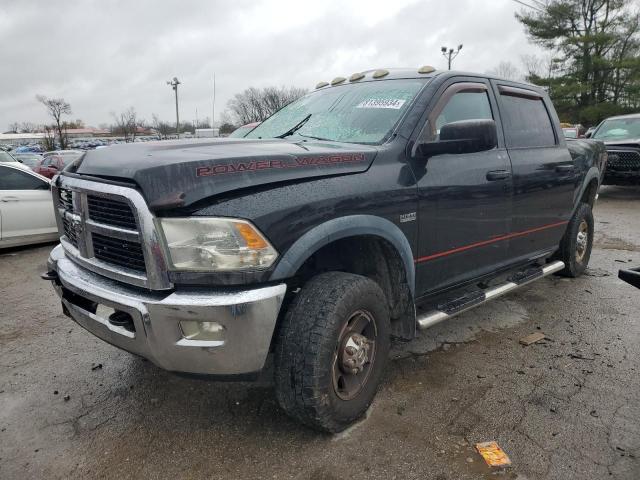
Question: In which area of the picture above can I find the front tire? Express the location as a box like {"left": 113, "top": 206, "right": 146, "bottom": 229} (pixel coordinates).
{"left": 556, "top": 202, "right": 594, "bottom": 277}
{"left": 274, "top": 272, "right": 390, "bottom": 433}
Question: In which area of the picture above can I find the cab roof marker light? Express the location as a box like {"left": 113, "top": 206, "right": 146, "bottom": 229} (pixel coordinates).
{"left": 315, "top": 81, "right": 329, "bottom": 89}
{"left": 418, "top": 65, "right": 436, "bottom": 74}
{"left": 331, "top": 77, "right": 346, "bottom": 86}
{"left": 372, "top": 69, "right": 389, "bottom": 79}
{"left": 349, "top": 72, "right": 365, "bottom": 82}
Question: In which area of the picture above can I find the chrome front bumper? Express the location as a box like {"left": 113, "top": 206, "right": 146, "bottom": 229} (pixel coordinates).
{"left": 47, "top": 245, "right": 287, "bottom": 375}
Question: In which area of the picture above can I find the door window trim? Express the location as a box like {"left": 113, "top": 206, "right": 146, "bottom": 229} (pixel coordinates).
{"left": 407, "top": 76, "right": 508, "bottom": 158}
{"left": 496, "top": 84, "right": 559, "bottom": 148}
{"left": 427, "top": 82, "right": 490, "bottom": 130}
{"left": 497, "top": 84, "right": 543, "bottom": 100}
{"left": 410, "top": 78, "right": 505, "bottom": 156}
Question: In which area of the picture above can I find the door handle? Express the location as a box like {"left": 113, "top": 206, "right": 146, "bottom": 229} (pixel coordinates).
{"left": 486, "top": 170, "right": 511, "bottom": 181}
{"left": 1, "top": 196, "right": 19, "bottom": 202}
{"left": 555, "top": 165, "right": 575, "bottom": 173}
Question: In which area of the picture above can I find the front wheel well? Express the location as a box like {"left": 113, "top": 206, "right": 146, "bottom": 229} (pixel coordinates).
{"left": 287, "top": 235, "right": 415, "bottom": 340}
{"left": 580, "top": 177, "right": 599, "bottom": 207}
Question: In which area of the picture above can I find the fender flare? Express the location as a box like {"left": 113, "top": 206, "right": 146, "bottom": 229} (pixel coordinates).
{"left": 269, "top": 215, "right": 416, "bottom": 295}
{"left": 573, "top": 166, "right": 601, "bottom": 214}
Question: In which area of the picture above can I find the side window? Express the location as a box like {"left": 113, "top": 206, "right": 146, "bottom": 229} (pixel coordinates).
{"left": 0, "top": 167, "right": 48, "bottom": 190}
{"left": 435, "top": 91, "right": 493, "bottom": 132}
{"left": 419, "top": 84, "right": 494, "bottom": 142}
{"left": 41, "top": 157, "right": 52, "bottom": 167}
{"left": 500, "top": 93, "right": 556, "bottom": 148}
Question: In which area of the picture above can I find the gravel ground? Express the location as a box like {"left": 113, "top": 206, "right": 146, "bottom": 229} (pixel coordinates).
{"left": 1, "top": 186, "right": 639, "bottom": 480}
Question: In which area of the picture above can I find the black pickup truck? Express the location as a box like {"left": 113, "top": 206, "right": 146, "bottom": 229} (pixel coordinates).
{"left": 44, "top": 68, "right": 606, "bottom": 432}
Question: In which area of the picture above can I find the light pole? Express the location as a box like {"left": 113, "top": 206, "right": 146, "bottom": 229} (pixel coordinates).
{"left": 441, "top": 44, "right": 463, "bottom": 70}
{"left": 212, "top": 73, "right": 216, "bottom": 133}
{"left": 167, "top": 77, "right": 181, "bottom": 138}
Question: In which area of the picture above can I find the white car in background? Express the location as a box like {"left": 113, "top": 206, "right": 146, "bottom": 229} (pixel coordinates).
{"left": 0, "top": 164, "right": 58, "bottom": 248}
{"left": 0, "top": 150, "right": 32, "bottom": 172}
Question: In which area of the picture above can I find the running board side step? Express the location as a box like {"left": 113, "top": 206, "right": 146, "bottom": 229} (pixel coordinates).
{"left": 417, "top": 261, "right": 565, "bottom": 330}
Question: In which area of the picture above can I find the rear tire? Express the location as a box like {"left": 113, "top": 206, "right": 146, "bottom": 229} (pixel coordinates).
{"left": 274, "top": 272, "right": 390, "bottom": 433}
{"left": 556, "top": 202, "right": 594, "bottom": 277}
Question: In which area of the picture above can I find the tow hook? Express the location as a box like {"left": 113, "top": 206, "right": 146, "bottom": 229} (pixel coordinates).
{"left": 41, "top": 270, "right": 60, "bottom": 285}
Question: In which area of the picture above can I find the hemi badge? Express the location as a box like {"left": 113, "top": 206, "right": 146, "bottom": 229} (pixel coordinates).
{"left": 400, "top": 212, "right": 416, "bottom": 223}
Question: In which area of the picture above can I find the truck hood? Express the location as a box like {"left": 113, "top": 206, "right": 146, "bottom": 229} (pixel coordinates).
{"left": 72, "top": 138, "right": 377, "bottom": 210}
{"left": 602, "top": 139, "right": 640, "bottom": 148}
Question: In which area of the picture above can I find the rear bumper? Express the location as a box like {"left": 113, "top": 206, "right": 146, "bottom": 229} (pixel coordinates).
{"left": 47, "top": 244, "right": 287, "bottom": 375}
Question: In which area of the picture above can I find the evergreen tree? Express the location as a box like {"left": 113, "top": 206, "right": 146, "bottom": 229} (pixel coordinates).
{"left": 517, "top": 0, "right": 640, "bottom": 124}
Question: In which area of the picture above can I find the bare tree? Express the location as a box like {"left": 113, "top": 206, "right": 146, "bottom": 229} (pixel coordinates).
{"left": 487, "top": 61, "right": 523, "bottom": 81}
{"left": 62, "top": 119, "right": 85, "bottom": 129}
{"left": 520, "top": 54, "right": 544, "bottom": 80}
{"left": 194, "top": 118, "right": 211, "bottom": 129}
{"left": 20, "top": 122, "right": 38, "bottom": 133}
{"left": 112, "top": 107, "right": 140, "bottom": 142}
{"left": 7, "top": 122, "right": 20, "bottom": 133}
{"left": 227, "top": 86, "right": 307, "bottom": 124}
{"left": 41, "top": 126, "right": 56, "bottom": 151}
{"left": 220, "top": 110, "right": 234, "bottom": 127}
{"left": 151, "top": 113, "right": 173, "bottom": 139}
{"left": 36, "top": 95, "right": 71, "bottom": 149}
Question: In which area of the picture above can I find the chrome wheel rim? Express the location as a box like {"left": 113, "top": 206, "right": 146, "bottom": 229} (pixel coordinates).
{"left": 576, "top": 219, "right": 589, "bottom": 262}
{"left": 332, "top": 310, "right": 377, "bottom": 401}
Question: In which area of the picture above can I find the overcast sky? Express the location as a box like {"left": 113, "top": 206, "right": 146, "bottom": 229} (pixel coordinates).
{"left": 1, "top": 0, "right": 545, "bottom": 130}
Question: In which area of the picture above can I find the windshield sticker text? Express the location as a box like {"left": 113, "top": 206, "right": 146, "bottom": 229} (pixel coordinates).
{"left": 356, "top": 98, "right": 406, "bottom": 109}
{"left": 196, "top": 153, "right": 366, "bottom": 177}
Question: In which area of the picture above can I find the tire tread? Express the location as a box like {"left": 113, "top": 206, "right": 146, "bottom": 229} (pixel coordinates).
{"left": 274, "top": 272, "right": 389, "bottom": 432}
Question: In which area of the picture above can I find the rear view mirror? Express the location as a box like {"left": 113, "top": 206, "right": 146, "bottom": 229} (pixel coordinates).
{"left": 416, "top": 119, "right": 498, "bottom": 158}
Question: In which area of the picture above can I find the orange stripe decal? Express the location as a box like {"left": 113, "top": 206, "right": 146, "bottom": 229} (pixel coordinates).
{"left": 414, "top": 221, "right": 568, "bottom": 264}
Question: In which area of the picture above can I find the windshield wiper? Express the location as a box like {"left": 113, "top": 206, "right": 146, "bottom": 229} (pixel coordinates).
{"left": 295, "top": 133, "right": 336, "bottom": 142}
{"left": 275, "top": 114, "right": 312, "bottom": 139}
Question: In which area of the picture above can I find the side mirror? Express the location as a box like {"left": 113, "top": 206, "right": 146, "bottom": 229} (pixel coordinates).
{"left": 416, "top": 119, "right": 498, "bottom": 158}
{"left": 585, "top": 131, "right": 592, "bottom": 138}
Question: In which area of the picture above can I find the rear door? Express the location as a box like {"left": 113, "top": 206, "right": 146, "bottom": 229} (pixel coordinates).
{"left": 411, "top": 78, "right": 513, "bottom": 296}
{"left": 492, "top": 84, "right": 575, "bottom": 260}
{"left": 0, "top": 166, "right": 56, "bottom": 241}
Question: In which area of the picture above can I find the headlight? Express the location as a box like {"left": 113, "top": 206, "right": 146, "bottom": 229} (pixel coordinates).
{"left": 159, "top": 217, "right": 278, "bottom": 271}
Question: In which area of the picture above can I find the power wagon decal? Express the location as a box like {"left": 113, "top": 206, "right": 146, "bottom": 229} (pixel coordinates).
{"left": 196, "top": 153, "right": 366, "bottom": 177}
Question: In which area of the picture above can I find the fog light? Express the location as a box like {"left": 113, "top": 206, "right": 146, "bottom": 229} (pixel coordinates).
{"left": 179, "top": 321, "right": 225, "bottom": 342}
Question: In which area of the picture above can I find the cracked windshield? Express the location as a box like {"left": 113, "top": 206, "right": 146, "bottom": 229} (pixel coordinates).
{"left": 246, "top": 79, "right": 426, "bottom": 144}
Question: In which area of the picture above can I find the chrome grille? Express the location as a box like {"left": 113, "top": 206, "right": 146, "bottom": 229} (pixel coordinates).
{"left": 62, "top": 217, "right": 79, "bottom": 247}
{"left": 87, "top": 195, "right": 138, "bottom": 229}
{"left": 92, "top": 232, "right": 146, "bottom": 272}
{"left": 58, "top": 188, "right": 79, "bottom": 247}
{"left": 59, "top": 187, "right": 73, "bottom": 210}
{"left": 52, "top": 176, "right": 172, "bottom": 290}
{"left": 607, "top": 150, "right": 640, "bottom": 171}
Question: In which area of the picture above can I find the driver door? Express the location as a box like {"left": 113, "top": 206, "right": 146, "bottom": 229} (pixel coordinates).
{"left": 411, "top": 79, "right": 513, "bottom": 296}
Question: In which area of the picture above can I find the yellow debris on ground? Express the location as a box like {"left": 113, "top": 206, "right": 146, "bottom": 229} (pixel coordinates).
{"left": 475, "top": 441, "right": 512, "bottom": 467}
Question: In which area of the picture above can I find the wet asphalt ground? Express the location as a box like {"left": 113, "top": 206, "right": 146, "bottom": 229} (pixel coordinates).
{"left": 1, "top": 186, "right": 639, "bottom": 480}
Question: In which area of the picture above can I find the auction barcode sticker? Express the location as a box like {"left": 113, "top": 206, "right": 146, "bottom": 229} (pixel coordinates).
{"left": 357, "top": 98, "right": 406, "bottom": 109}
